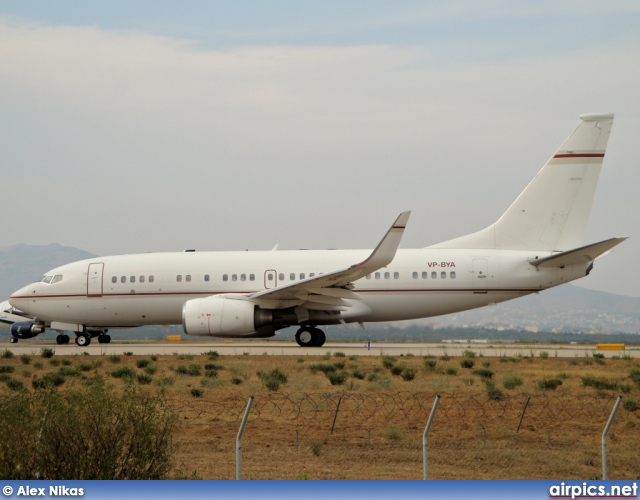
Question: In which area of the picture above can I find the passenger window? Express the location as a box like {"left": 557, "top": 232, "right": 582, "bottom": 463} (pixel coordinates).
{"left": 450, "top": 271, "right": 456, "bottom": 279}
{"left": 384, "top": 272, "right": 390, "bottom": 279}
{"left": 242, "top": 274, "right": 247, "bottom": 281}
{"left": 112, "top": 276, "right": 117, "bottom": 283}
{"left": 130, "top": 276, "right": 135, "bottom": 283}
{"left": 431, "top": 272, "right": 437, "bottom": 279}
{"left": 422, "top": 272, "right": 427, "bottom": 279}
{"left": 375, "top": 272, "right": 380, "bottom": 279}
{"left": 149, "top": 276, "right": 154, "bottom": 283}
{"left": 412, "top": 272, "right": 418, "bottom": 279}
{"left": 176, "top": 275, "right": 182, "bottom": 282}
{"left": 300, "top": 273, "right": 305, "bottom": 279}
{"left": 310, "top": 273, "right": 315, "bottom": 277}
{"left": 267, "top": 273, "right": 274, "bottom": 281}
{"left": 186, "top": 275, "right": 191, "bottom": 282}
{"left": 140, "top": 276, "right": 145, "bottom": 283}
{"left": 223, "top": 274, "right": 228, "bottom": 282}
{"left": 232, "top": 274, "right": 238, "bottom": 281}
{"left": 121, "top": 276, "right": 126, "bottom": 283}
{"left": 290, "top": 273, "right": 295, "bottom": 280}
{"left": 249, "top": 274, "right": 255, "bottom": 281}
{"left": 441, "top": 272, "right": 446, "bottom": 279}
{"left": 278, "top": 273, "right": 284, "bottom": 281}
{"left": 204, "top": 274, "right": 210, "bottom": 282}
{"left": 366, "top": 274, "right": 372, "bottom": 279}
{"left": 394, "top": 272, "right": 399, "bottom": 279}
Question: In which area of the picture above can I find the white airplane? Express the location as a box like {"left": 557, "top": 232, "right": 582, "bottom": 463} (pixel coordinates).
{"left": 5, "top": 113, "right": 626, "bottom": 347}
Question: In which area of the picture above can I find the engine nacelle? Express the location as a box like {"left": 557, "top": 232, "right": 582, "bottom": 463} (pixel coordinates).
{"left": 10, "top": 321, "right": 45, "bottom": 339}
{"left": 183, "top": 296, "right": 261, "bottom": 337}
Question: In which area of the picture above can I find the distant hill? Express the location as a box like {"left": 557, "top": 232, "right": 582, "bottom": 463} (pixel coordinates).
{"left": 1, "top": 244, "right": 638, "bottom": 336}
{"left": 0, "top": 243, "right": 96, "bottom": 299}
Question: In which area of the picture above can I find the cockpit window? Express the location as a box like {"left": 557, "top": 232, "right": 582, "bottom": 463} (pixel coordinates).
{"left": 51, "top": 275, "right": 63, "bottom": 284}
{"left": 41, "top": 275, "right": 53, "bottom": 284}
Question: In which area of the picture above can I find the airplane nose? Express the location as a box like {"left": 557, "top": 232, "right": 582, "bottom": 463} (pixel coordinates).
{"left": 8, "top": 285, "right": 34, "bottom": 310}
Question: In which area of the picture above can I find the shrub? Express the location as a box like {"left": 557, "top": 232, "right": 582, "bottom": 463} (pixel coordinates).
{"left": 231, "top": 377, "right": 242, "bottom": 385}
{"left": 503, "top": 375, "right": 523, "bottom": 390}
{"left": 310, "top": 440, "right": 322, "bottom": 456}
{"left": 382, "top": 356, "right": 396, "bottom": 369}
{"left": 204, "top": 363, "right": 224, "bottom": 371}
{"left": 327, "top": 372, "right": 348, "bottom": 386}
{"left": 485, "top": 380, "right": 505, "bottom": 401}
{"left": 390, "top": 365, "right": 404, "bottom": 376}
{"left": 309, "top": 364, "right": 336, "bottom": 375}
{"left": 333, "top": 361, "right": 345, "bottom": 370}
{"left": 538, "top": 378, "right": 563, "bottom": 391}
{"left": 581, "top": 376, "right": 618, "bottom": 391}
{"left": 60, "top": 359, "right": 72, "bottom": 366}
{"left": 334, "top": 352, "right": 345, "bottom": 357}
{"left": 1, "top": 349, "right": 14, "bottom": 358}
{"left": 32, "top": 373, "right": 66, "bottom": 389}
{"left": 424, "top": 360, "right": 437, "bottom": 371}
{"left": 186, "top": 364, "right": 202, "bottom": 376}
{"left": 472, "top": 368, "right": 494, "bottom": 379}
{"left": 460, "top": 358, "right": 475, "bottom": 369}
{"left": 150, "top": 355, "right": 157, "bottom": 361}
{"left": 190, "top": 388, "right": 204, "bottom": 398}
{"left": 6, "top": 379, "right": 24, "bottom": 391}
{"left": 0, "top": 378, "right": 176, "bottom": 479}
{"left": 385, "top": 428, "right": 401, "bottom": 440}
{"left": 136, "top": 359, "right": 150, "bottom": 369}
{"left": 33, "top": 362, "right": 43, "bottom": 370}
{"left": 58, "top": 366, "right": 80, "bottom": 377}
{"left": 258, "top": 368, "right": 288, "bottom": 391}
{"left": 367, "top": 373, "right": 378, "bottom": 382}
{"left": 137, "top": 374, "right": 153, "bottom": 385}
{"left": 204, "top": 369, "right": 218, "bottom": 378}
{"left": 19, "top": 354, "right": 31, "bottom": 365}
{"left": 440, "top": 355, "right": 450, "bottom": 361}
{"left": 144, "top": 365, "right": 157, "bottom": 375}
{"left": 0, "top": 366, "right": 15, "bottom": 374}
{"left": 108, "top": 355, "right": 121, "bottom": 364}
{"left": 445, "top": 367, "right": 458, "bottom": 376}
{"left": 629, "top": 369, "right": 640, "bottom": 389}
{"left": 111, "top": 367, "right": 136, "bottom": 379}
{"left": 401, "top": 369, "right": 416, "bottom": 381}
{"left": 623, "top": 399, "right": 637, "bottom": 411}
{"left": 40, "top": 348, "right": 54, "bottom": 359}
{"left": 351, "top": 369, "right": 365, "bottom": 380}
{"left": 48, "top": 359, "right": 60, "bottom": 366}
{"left": 539, "top": 351, "right": 549, "bottom": 359}
{"left": 205, "top": 350, "right": 219, "bottom": 360}
{"left": 462, "top": 350, "right": 476, "bottom": 358}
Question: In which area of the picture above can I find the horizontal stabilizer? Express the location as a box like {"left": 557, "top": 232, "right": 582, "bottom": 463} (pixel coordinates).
{"left": 529, "top": 237, "right": 627, "bottom": 268}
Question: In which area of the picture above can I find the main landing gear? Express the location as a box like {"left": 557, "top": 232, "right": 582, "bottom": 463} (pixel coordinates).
{"left": 56, "top": 334, "right": 70, "bottom": 345}
{"left": 72, "top": 332, "right": 110, "bottom": 347}
{"left": 295, "top": 327, "right": 326, "bottom": 347}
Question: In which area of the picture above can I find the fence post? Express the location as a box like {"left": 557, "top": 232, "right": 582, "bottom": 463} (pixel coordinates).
{"left": 236, "top": 396, "right": 254, "bottom": 480}
{"left": 516, "top": 396, "right": 531, "bottom": 433}
{"left": 602, "top": 395, "right": 622, "bottom": 480}
{"left": 423, "top": 394, "right": 440, "bottom": 480}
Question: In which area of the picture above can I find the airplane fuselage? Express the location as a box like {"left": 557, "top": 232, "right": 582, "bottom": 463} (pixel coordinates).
{"left": 8, "top": 248, "right": 588, "bottom": 333}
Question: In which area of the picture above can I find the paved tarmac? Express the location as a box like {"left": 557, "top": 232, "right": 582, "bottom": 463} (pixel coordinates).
{"left": 1, "top": 340, "right": 637, "bottom": 358}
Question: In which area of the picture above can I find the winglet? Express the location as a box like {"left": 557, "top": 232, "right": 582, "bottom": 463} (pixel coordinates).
{"left": 352, "top": 211, "right": 410, "bottom": 272}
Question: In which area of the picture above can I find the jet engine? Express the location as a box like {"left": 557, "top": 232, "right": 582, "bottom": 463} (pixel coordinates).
{"left": 182, "top": 296, "right": 282, "bottom": 338}
{"left": 10, "top": 321, "right": 45, "bottom": 339}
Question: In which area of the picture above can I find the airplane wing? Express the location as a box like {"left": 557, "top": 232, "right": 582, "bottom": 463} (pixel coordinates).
{"left": 528, "top": 237, "right": 627, "bottom": 268}
{"left": 249, "top": 211, "right": 410, "bottom": 310}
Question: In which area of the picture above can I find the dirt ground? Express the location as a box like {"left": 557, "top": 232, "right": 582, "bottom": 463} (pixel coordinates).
{"left": 1, "top": 346, "right": 639, "bottom": 479}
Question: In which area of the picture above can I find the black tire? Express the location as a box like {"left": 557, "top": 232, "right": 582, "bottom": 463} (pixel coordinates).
{"left": 76, "top": 334, "right": 91, "bottom": 347}
{"left": 313, "top": 328, "right": 326, "bottom": 347}
{"left": 62, "top": 334, "right": 70, "bottom": 344}
{"left": 103, "top": 334, "right": 111, "bottom": 344}
{"left": 295, "top": 327, "right": 315, "bottom": 347}
{"left": 9, "top": 337, "right": 17, "bottom": 344}
{"left": 56, "top": 335, "right": 64, "bottom": 345}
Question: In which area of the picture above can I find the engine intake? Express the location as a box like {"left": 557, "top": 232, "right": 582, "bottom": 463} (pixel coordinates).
{"left": 182, "top": 296, "right": 270, "bottom": 337}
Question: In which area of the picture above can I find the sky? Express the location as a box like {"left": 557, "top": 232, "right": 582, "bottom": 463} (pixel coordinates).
{"left": 1, "top": 1, "right": 639, "bottom": 297}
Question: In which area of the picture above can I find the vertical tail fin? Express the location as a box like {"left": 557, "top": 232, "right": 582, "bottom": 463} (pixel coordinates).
{"left": 430, "top": 113, "right": 614, "bottom": 251}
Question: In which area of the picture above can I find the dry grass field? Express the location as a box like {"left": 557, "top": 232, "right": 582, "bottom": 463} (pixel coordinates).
{"left": 1, "top": 345, "right": 639, "bottom": 480}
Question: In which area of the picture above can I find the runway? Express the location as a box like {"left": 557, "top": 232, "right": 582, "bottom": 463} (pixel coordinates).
{"left": 1, "top": 340, "right": 637, "bottom": 358}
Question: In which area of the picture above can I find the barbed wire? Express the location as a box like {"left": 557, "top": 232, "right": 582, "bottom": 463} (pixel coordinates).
{"left": 169, "top": 392, "right": 629, "bottom": 427}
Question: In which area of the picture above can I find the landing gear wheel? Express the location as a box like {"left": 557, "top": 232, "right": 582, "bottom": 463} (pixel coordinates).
{"left": 9, "top": 337, "right": 18, "bottom": 344}
{"left": 62, "top": 334, "right": 70, "bottom": 344}
{"left": 56, "top": 335, "right": 64, "bottom": 345}
{"left": 98, "top": 334, "right": 111, "bottom": 344}
{"left": 295, "top": 327, "right": 326, "bottom": 347}
{"left": 314, "top": 328, "right": 326, "bottom": 347}
{"left": 75, "top": 334, "right": 91, "bottom": 347}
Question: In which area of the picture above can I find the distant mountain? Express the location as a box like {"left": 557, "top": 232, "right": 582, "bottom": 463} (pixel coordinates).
{"left": 1, "top": 244, "right": 638, "bottom": 334}
{"left": 0, "top": 243, "right": 96, "bottom": 298}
